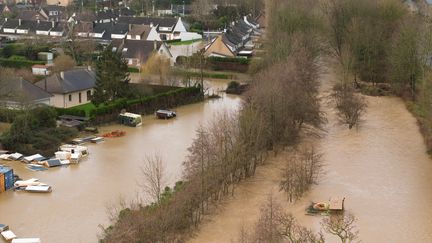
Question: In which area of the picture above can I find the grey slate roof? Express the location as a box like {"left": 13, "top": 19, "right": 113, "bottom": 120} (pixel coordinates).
{"left": 112, "top": 39, "right": 162, "bottom": 63}
{"left": 110, "top": 22, "right": 128, "bottom": 35}
{"left": 97, "top": 10, "right": 117, "bottom": 21}
{"left": 16, "top": 20, "right": 36, "bottom": 32}
{"left": 0, "top": 77, "right": 53, "bottom": 102}
{"left": 35, "top": 21, "right": 53, "bottom": 31}
{"left": 16, "top": 10, "right": 44, "bottom": 21}
{"left": 51, "top": 22, "right": 65, "bottom": 32}
{"left": 118, "top": 16, "right": 177, "bottom": 28}
{"left": 35, "top": 69, "right": 96, "bottom": 94}
{"left": 3, "top": 19, "right": 20, "bottom": 29}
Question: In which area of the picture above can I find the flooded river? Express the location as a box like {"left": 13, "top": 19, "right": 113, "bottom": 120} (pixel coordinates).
{"left": 189, "top": 71, "right": 432, "bottom": 242}
{"left": 0, "top": 80, "right": 241, "bottom": 243}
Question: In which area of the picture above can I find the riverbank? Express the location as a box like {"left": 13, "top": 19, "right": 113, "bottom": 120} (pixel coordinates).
{"left": 187, "top": 68, "right": 432, "bottom": 243}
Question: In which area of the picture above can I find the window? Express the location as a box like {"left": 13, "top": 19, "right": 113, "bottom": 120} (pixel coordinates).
{"left": 79, "top": 92, "right": 82, "bottom": 103}
{"left": 68, "top": 94, "right": 72, "bottom": 102}
{"left": 87, "top": 90, "right": 91, "bottom": 101}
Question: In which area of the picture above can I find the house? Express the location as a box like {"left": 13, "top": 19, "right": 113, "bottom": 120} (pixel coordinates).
{"left": 0, "top": 77, "right": 52, "bottom": 108}
{"left": 112, "top": 39, "right": 173, "bottom": 67}
{"left": 39, "top": 5, "right": 66, "bottom": 22}
{"left": 118, "top": 16, "right": 201, "bottom": 41}
{"left": 126, "top": 24, "right": 151, "bottom": 40}
{"left": 96, "top": 9, "right": 117, "bottom": 23}
{"left": 110, "top": 22, "right": 128, "bottom": 39}
{"left": 35, "top": 68, "right": 96, "bottom": 108}
{"left": 16, "top": 19, "right": 36, "bottom": 35}
{"left": 204, "top": 35, "right": 236, "bottom": 58}
{"left": 244, "top": 15, "right": 259, "bottom": 29}
{"left": 35, "top": 20, "right": 54, "bottom": 35}
{"left": 48, "top": 22, "right": 65, "bottom": 36}
{"left": 2, "top": 19, "right": 19, "bottom": 33}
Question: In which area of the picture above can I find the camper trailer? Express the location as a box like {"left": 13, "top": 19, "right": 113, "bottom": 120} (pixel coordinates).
{"left": 119, "top": 112, "right": 142, "bottom": 127}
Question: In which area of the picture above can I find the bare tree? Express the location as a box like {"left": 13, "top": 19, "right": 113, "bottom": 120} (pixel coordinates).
{"left": 321, "top": 213, "right": 360, "bottom": 243}
{"left": 331, "top": 83, "right": 367, "bottom": 129}
{"left": 140, "top": 53, "right": 171, "bottom": 85}
{"left": 52, "top": 54, "right": 76, "bottom": 73}
{"left": 280, "top": 146, "right": 324, "bottom": 202}
{"left": 249, "top": 195, "right": 325, "bottom": 243}
{"left": 140, "top": 153, "right": 166, "bottom": 204}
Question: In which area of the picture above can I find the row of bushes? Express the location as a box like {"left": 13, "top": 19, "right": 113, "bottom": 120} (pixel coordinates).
{"left": 207, "top": 56, "right": 250, "bottom": 65}
{"left": 0, "top": 57, "right": 45, "bottom": 68}
{"left": 173, "top": 69, "right": 235, "bottom": 79}
{"left": 54, "top": 107, "right": 87, "bottom": 118}
{"left": 1, "top": 43, "right": 50, "bottom": 60}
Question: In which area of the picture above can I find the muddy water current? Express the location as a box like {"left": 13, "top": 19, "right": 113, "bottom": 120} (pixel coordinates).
{"left": 0, "top": 80, "right": 241, "bottom": 243}
{"left": 189, "top": 74, "right": 432, "bottom": 243}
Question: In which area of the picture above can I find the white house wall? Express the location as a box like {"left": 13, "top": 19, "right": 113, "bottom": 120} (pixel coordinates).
{"left": 179, "top": 32, "right": 202, "bottom": 41}
{"left": 3, "top": 28, "right": 15, "bottom": 33}
{"left": 173, "top": 18, "right": 187, "bottom": 32}
{"left": 36, "top": 30, "right": 50, "bottom": 35}
{"left": 50, "top": 89, "right": 93, "bottom": 108}
{"left": 147, "top": 27, "right": 161, "bottom": 41}
{"left": 16, "top": 29, "right": 28, "bottom": 34}
{"left": 50, "top": 31, "right": 63, "bottom": 36}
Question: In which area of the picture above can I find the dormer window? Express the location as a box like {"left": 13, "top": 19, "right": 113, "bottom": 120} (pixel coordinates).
{"left": 49, "top": 11, "right": 59, "bottom": 16}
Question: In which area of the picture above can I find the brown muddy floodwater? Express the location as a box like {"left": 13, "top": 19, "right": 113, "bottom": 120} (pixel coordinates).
{"left": 189, "top": 73, "right": 432, "bottom": 243}
{"left": 0, "top": 79, "right": 241, "bottom": 243}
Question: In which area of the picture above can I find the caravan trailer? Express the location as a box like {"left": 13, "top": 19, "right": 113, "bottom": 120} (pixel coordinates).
{"left": 119, "top": 112, "right": 142, "bottom": 127}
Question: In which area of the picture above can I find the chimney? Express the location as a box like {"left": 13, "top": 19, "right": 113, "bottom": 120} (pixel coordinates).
{"left": 150, "top": 22, "right": 153, "bottom": 28}
{"left": 5, "top": 18, "right": 7, "bottom": 22}
{"left": 37, "top": 19, "right": 40, "bottom": 24}
{"left": 129, "top": 24, "right": 132, "bottom": 31}
{"left": 60, "top": 71, "right": 64, "bottom": 79}
{"left": 18, "top": 19, "right": 21, "bottom": 26}
{"left": 52, "top": 21, "right": 55, "bottom": 28}
{"left": 153, "top": 40, "right": 157, "bottom": 51}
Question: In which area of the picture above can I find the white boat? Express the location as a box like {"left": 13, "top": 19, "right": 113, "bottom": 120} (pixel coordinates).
{"left": 1, "top": 230, "right": 16, "bottom": 240}
{"left": 14, "top": 178, "right": 41, "bottom": 188}
{"left": 90, "top": 137, "right": 105, "bottom": 143}
{"left": 59, "top": 144, "right": 89, "bottom": 157}
{"left": 12, "top": 238, "right": 41, "bottom": 243}
{"left": 9, "top": 153, "right": 23, "bottom": 160}
{"left": 25, "top": 185, "right": 52, "bottom": 193}
{"left": 0, "top": 154, "right": 11, "bottom": 160}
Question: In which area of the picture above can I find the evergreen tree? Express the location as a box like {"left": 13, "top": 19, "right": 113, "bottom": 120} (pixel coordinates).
{"left": 92, "top": 45, "right": 130, "bottom": 106}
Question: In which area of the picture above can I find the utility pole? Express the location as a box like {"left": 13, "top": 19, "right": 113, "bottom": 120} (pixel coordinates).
{"left": 152, "top": 0, "right": 155, "bottom": 15}
{"left": 182, "top": 0, "right": 185, "bottom": 16}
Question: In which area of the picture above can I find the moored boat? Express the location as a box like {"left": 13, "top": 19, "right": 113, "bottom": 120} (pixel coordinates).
{"left": 24, "top": 185, "right": 52, "bottom": 193}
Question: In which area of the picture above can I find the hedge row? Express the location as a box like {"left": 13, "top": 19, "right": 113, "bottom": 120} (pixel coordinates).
{"left": 0, "top": 58, "right": 45, "bottom": 68}
{"left": 207, "top": 56, "right": 251, "bottom": 65}
{"left": 54, "top": 107, "right": 87, "bottom": 117}
{"left": 89, "top": 86, "right": 203, "bottom": 125}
